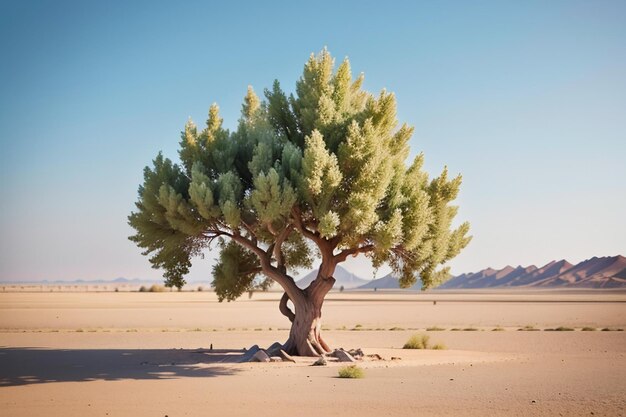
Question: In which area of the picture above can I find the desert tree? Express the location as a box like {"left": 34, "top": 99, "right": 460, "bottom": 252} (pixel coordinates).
{"left": 128, "top": 49, "right": 471, "bottom": 356}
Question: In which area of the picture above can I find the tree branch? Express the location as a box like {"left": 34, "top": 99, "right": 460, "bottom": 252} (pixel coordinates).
{"left": 291, "top": 207, "right": 323, "bottom": 246}
{"left": 279, "top": 292, "right": 295, "bottom": 322}
{"left": 273, "top": 224, "right": 293, "bottom": 271}
{"left": 334, "top": 244, "right": 375, "bottom": 263}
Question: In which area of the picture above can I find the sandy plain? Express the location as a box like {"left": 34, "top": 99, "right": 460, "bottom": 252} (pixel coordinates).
{"left": 0, "top": 290, "right": 625, "bottom": 416}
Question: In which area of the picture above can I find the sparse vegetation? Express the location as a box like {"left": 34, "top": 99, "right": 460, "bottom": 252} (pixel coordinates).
{"left": 492, "top": 326, "right": 505, "bottom": 331}
{"left": 426, "top": 326, "right": 445, "bottom": 331}
{"left": 581, "top": 327, "right": 596, "bottom": 331}
{"left": 463, "top": 327, "right": 479, "bottom": 331}
{"left": 149, "top": 284, "right": 165, "bottom": 292}
{"left": 518, "top": 325, "right": 539, "bottom": 331}
{"left": 403, "top": 334, "right": 430, "bottom": 349}
{"left": 352, "top": 324, "right": 363, "bottom": 331}
{"left": 403, "top": 333, "right": 447, "bottom": 350}
{"left": 546, "top": 326, "right": 574, "bottom": 331}
{"left": 338, "top": 365, "right": 365, "bottom": 379}
{"left": 389, "top": 326, "right": 405, "bottom": 331}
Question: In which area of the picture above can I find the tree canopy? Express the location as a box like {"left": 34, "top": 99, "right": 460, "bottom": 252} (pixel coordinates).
{"left": 128, "top": 49, "right": 471, "bottom": 300}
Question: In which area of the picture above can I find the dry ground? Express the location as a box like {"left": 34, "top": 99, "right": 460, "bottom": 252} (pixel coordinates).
{"left": 0, "top": 290, "right": 625, "bottom": 416}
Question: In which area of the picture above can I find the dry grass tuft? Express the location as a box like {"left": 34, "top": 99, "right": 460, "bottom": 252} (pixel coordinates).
{"left": 403, "top": 334, "right": 430, "bottom": 349}
{"left": 338, "top": 365, "right": 365, "bottom": 379}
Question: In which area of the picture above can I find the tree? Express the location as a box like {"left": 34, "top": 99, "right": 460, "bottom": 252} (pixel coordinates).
{"left": 128, "top": 49, "right": 471, "bottom": 356}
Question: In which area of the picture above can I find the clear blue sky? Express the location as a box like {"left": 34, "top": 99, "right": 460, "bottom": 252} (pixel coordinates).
{"left": 1, "top": 0, "right": 624, "bottom": 282}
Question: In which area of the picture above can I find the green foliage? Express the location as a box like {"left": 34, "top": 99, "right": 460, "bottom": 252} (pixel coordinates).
{"left": 212, "top": 240, "right": 266, "bottom": 302}
{"left": 128, "top": 48, "right": 471, "bottom": 296}
{"left": 338, "top": 365, "right": 365, "bottom": 379}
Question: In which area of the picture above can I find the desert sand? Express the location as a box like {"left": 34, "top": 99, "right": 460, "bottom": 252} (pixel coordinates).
{"left": 1, "top": 290, "right": 625, "bottom": 416}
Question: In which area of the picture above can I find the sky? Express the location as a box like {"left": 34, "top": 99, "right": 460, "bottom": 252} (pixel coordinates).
{"left": 0, "top": 0, "right": 625, "bottom": 283}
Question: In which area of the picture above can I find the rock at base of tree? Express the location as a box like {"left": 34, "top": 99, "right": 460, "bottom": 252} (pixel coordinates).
{"left": 366, "top": 353, "right": 383, "bottom": 361}
{"left": 240, "top": 345, "right": 260, "bottom": 362}
{"left": 269, "top": 356, "right": 283, "bottom": 362}
{"left": 251, "top": 350, "right": 271, "bottom": 362}
{"left": 278, "top": 349, "right": 296, "bottom": 363}
{"left": 266, "top": 342, "right": 284, "bottom": 356}
{"left": 331, "top": 349, "right": 356, "bottom": 362}
{"left": 348, "top": 348, "right": 365, "bottom": 359}
{"left": 312, "top": 356, "right": 327, "bottom": 366}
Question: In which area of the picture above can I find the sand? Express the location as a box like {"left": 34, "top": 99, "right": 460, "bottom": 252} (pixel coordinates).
{"left": 0, "top": 290, "right": 625, "bottom": 416}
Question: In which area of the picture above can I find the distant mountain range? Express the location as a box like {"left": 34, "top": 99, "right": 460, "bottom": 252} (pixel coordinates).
{"left": 438, "top": 255, "right": 626, "bottom": 289}
{"left": 296, "top": 265, "right": 369, "bottom": 289}
{"left": 7, "top": 255, "right": 624, "bottom": 290}
{"left": 358, "top": 273, "right": 423, "bottom": 290}
{"left": 340, "top": 255, "right": 626, "bottom": 290}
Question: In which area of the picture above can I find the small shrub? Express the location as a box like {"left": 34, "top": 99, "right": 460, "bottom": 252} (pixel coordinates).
{"left": 352, "top": 324, "right": 363, "bottom": 331}
{"left": 546, "top": 326, "right": 574, "bottom": 331}
{"left": 338, "top": 365, "right": 364, "bottom": 379}
{"left": 492, "top": 326, "right": 505, "bottom": 331}
{"left": 339, "top": 285, "right": 345, "bottom": 292}
{"left": 451, "top": 328, "right": 461, "bottom": 331}
{"left": 197, "top": 286, "right": 203, "bottom": 292}
{"left": 432, "top": 343, "right": 447, "bottom": 350}
{"left": 138, "top": 286, "right": 148, "bottom": 292}
{"left": 463, "top": 327, "right": 479, "bottom": 331}
{"left": 389, "top": 326, "right": 405, "bottom": 331}
{"left": 403, "top": 334, "right": 430, "bottom": 349}
{"left": 426, "top": 326, "right": 445, "bottom": 331}
{"left": 518, "top": 325, "right": 539, "bottom": 331}
{"left": 581, "top": 327, "right": 596, "bottom": 331}
{"left": 149, "top": 284, "right": 165, "bottom": 292}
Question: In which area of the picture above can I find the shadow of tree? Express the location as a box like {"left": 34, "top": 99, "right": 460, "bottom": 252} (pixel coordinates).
{"left": 0, "top": 347, "right": 246, "bottom": 387}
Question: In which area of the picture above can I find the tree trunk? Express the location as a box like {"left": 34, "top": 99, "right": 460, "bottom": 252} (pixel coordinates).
{"left": 282, "top": 276, "right": 335, "bottom": 357}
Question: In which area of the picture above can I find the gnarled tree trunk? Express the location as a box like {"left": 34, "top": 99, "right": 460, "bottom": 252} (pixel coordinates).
{"left": 280, "top": 273, "right": 335, "bottom": 357}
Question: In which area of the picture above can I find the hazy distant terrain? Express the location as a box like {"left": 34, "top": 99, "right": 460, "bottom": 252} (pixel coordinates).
{"left": 2, "top": 255, "right": 624, "bottom": 292}
{"left": 296, "top": 265, "right": 369, "bottom": 289}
